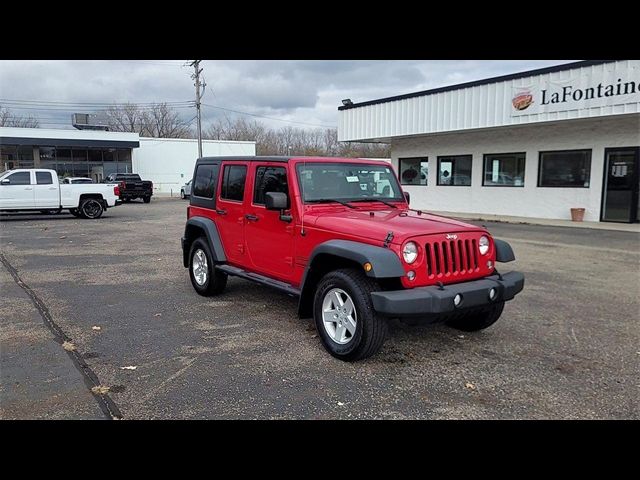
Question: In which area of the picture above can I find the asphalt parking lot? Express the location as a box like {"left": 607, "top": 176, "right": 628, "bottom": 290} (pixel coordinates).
{"left": 1, "top": 198, "right": 639, "bottom": 419}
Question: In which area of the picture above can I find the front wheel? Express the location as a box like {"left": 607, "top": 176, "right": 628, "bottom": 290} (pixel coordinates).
{"left": 69, "top": 208, "right": 82, "bottom": 218}
{"left": 188, "top": 238, "right": 227, "bottom": 296}
{"left": 313, "top": 268, "right": 387, "bottom": 361}
{"left": 445, "top": 301, "right": 505, "bottom": 332}
{"left": 79, "top": 198, "right": 104, "bottom": 219}
{"left": 143, "top": 196, "right": 151, "bottom": 203}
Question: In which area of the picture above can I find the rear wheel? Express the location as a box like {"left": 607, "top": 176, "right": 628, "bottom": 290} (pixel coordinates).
{"left": 79, "top": 198, "right": 104, "bottom": 219}
{"left": 445, "top": 301, "right": 505, "bottom": 332}
{"left": 143, "top": 196, "right": 151, "bottom": 203}
{"left": 188, "top": 237, "right": 227, "bottom": 296}
{"left": 313, "top": 268, "right": 387, "bottom": 361}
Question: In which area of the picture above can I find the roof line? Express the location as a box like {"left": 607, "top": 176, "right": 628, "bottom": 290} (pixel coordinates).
{"left": 338, "top": 60, "right": 619, "bottom": 111}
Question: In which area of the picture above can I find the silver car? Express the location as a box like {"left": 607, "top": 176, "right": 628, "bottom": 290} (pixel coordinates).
{"left": 180, "top": 180, "right": 192, "bottom": 199}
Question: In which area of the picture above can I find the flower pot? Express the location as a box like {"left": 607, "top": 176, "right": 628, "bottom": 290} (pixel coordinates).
{"left": 570, "top": 208, "right": 585, "bottom": 222}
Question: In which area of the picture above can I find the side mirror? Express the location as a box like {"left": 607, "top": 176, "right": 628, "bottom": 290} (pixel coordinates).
{"left": 265, "top": 192, "right": 288, "bottom": 210}
{"left": 403, "top": 191, "right": 410, "bottom": 205}
{"left": 0, "top": 179, "right": 10, "bottom": 185}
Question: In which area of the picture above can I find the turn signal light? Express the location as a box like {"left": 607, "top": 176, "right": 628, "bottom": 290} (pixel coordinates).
{"left": 363, "top": 262, "right": 373, "bottom": 272}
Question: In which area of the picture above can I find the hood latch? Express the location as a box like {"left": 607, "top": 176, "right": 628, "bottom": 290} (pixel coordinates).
{"left": 383, "top": 231, "right": 394, "bottom": 248}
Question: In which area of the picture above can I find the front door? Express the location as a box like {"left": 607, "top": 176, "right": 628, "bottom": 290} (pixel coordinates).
{"left": 216, "top": 163, "right": 248, "bottom": 265}
{"left": 244, "top": 163, "right": 295, "bottom": 281}
{"left": 601, "top": 147, "right": 640, "bottom": 223}
{"left": 0, "top": 170, "right": 34, "bottom": 209}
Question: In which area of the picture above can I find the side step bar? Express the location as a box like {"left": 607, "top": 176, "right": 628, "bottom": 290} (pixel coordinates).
{"left": 215, "top": 264, "right": 301, "bottom": 297}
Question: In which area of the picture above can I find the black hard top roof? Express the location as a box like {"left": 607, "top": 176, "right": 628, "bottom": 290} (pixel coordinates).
{"left": 197, "top": 156, "right": 291, "bottom": 163}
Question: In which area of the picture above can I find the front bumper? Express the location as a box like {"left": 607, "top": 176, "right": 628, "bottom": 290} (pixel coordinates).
{"left": 370, "top": 271, "right": 524, "bottom": 317}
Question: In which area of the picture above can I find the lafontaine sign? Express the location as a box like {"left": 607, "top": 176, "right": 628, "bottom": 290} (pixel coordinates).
{"left": 511, "top": 66, "right": 640, "bottom": 116}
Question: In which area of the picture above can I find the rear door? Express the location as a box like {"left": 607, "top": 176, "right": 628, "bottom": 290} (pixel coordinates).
{"left": 216, "top": 162, "right": 249, "bottom": 265}
{"left": 0, "top": 171, "right": 34, "bottom": 209}
{"left": 33, "top": 171, "right": 59, "bottom": 208}
{"left": 244, "top": 163, "right": 295, "bottom": 280}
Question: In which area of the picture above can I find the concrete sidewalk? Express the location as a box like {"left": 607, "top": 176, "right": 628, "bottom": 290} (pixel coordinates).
{"left": 430, "top": 211, "right": 640, "bottom": 233}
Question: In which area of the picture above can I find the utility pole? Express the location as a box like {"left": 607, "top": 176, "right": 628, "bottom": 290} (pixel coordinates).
{"left": 190, "top": 60, "right": 204, "bottom": 158}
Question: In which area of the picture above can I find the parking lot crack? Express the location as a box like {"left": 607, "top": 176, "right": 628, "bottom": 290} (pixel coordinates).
{"left": 0, "top": 251, "right": 123, "bottom": 420}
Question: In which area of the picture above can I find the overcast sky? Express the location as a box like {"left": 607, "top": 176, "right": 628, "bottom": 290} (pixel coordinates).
{"left": 0, "top": 60, "right": 574, "bottom": 131}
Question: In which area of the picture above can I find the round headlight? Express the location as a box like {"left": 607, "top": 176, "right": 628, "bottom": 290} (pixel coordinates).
{"left": 479, "top": 235, "right": 490, "bottom": 255}
{"left": 402, "top": 241, "right": 418, "bottom": 264}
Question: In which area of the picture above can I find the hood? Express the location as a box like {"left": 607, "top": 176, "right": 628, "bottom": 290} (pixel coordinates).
{"left": 308, "top": 206, "right": 486, "bottom": 244}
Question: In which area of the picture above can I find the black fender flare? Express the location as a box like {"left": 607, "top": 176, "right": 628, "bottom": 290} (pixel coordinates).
{"left": 494, "top": 238, "right": 515, "bottom": 262}
{"left": 182, "top": 216, "right": 227, "bottom": 267}
{"left": 297, "top": 239, "right": 405, "bottom": 318}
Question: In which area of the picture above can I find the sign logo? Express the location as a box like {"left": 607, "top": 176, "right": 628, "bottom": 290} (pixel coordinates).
{"left": 445, "top": 234, "right": 458, "bottom": 240}
{"left": 512, "top": 90, "right": 534, "bottom": 111}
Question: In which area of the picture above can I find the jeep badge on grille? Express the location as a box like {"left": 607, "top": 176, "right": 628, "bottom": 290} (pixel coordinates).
{"left": 446, "top": 234, "right": 458, "bottom": 240}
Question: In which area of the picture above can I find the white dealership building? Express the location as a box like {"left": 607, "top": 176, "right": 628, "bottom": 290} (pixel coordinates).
{"left": 338, "top": 60, "right": 640, "bottom": 223}
{"left": 0, "top": 127, "right": 255, "bottom": 195}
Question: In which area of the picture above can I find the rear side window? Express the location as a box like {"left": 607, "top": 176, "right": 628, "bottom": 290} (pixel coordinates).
{"left": 220, "top": 165, "right": 247, "bottom": 202}
{"left": 253, "top": 166, "right": 289, "bottom": 206}
{"left": 4, "top": 171, "right": 31, "bottom": 185}
{"left": 36, "top": 172, "right": 53, "bottom": 184}
{"left": 193, "top": 164, "right": 218, "bottom": 198}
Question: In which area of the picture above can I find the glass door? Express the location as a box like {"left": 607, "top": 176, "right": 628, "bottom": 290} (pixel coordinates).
{"left": 601, "top": 147, "right": 639, "bottom": 223}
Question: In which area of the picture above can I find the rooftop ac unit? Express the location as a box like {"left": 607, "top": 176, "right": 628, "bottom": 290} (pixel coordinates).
{"left": 72, "top": 113, "right": 110, "bottom": 131}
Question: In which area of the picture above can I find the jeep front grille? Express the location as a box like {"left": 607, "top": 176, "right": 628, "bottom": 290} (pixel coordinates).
{"left": 425, "top": 239, "right": 479, "bottom": 278}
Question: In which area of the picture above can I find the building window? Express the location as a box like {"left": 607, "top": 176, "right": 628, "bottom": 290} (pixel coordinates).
{"left": 399, "top": 158, "right": 428, "bottom": 185}
{"left": 220, "top": 165, "right": 247, "bottom": 201}
{"left": 437, "top": 155, "right": 472, "bottom": 186}
{"left": 253, "top": 166, "right": 289, "bottom": 206}
{"left": 539, "top": 150, "right": 592, "bottom": 187}
{"left": 483, "top": 153, "right": 526, "bottom": 187}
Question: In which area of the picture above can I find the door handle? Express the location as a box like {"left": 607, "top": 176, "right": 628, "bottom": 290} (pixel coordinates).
{"left": 216, "top": 209, "right": 227, "bottom": 215}
{"left": 245, "top": 214, "right": 259, "bottom": 222}
{"left": 48, "top": 187, "right": 57, "bottom": 190}
{"left": 25, "top": 187, "right": 33, "bottom": 190}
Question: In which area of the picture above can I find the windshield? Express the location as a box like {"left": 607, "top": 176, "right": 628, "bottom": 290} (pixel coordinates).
{"left": 296, "top": 163, "right": 403, "bottom": 202}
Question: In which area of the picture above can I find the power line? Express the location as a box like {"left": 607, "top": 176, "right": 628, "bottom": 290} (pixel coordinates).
{"left": 201, "top": 102, "right": 336, "bottom": 129}
{"left": 0, "top": 99, "right": 193, "bottom": 107}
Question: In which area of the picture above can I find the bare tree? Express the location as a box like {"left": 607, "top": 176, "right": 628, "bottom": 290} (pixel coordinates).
{"left": 0, "top": 106, "right": 39, "bottom": 127}
{"left": 105, "top": 103, "right": 192, "bottom": 138}
{"left": 104, "top": 103, "right": 144, "bottom": 132}
{"left": 202, "top": 115, "right": 390, "bottom": 158}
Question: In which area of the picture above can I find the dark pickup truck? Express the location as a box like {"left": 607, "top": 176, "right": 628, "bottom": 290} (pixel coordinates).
{"left": 104, "top": 173, "right": 153, "bottom": 203}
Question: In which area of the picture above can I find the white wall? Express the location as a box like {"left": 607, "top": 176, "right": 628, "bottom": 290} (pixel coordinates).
{"left": 132, "top": 137, "right": 256, "bottom": 195}
{"left": 391, "top": 114, "right": 640, "bottom": 222}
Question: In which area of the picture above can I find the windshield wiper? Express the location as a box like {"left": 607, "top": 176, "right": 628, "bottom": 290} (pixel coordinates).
{"left": 350, "top": 198, "right": 398, "bottom": 209}
{"left": 306, "top": 199, "right": 356, "bottom": 209}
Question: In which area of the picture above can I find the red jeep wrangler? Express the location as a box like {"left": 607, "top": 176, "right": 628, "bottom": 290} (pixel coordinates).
{"left": 182, "top": 156, "right": 524, "bottom": 361}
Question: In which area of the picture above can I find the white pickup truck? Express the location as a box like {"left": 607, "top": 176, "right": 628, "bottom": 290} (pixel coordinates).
{"left": 0, "top": 169, "right": 121, "bottom": 219}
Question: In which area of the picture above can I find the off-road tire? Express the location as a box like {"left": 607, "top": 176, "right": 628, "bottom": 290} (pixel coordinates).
{"left": 188, "top": 237, "right": 227, "bottom": 296}
{"left": 143, "top": 196, "right": 151, "bottom": 203}
{"left": 79, "top": 198, "right": 104, "bottom": 219}
{"left": 313, "top": 268, "right": 387, "bottom": 361}
{"left": 445, "top": 301, "right": 505, "bottom": 332}
{"left": 180, "top": 190, "right": 185, "bottom": 199}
